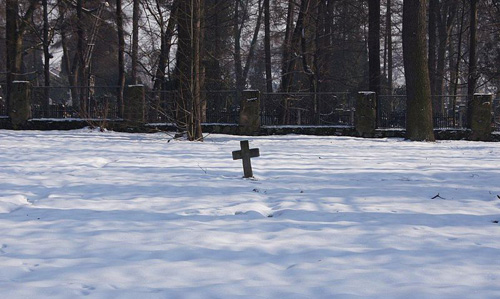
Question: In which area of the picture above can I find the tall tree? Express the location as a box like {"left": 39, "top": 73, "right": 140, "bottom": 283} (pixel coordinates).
{"left": 385, "top": 0, "right": 393, "bottom": 94}
{"left": 42, "top": 0, "right": 51, "bottom": 115}
{"left": 403, "top": 0, "right": 435, "bottom": 141}
{"left": 428, "top": 0, "right": 439, "bottom": 96}
{"left": 467, "top": 0, "right": 478, "bottom": 127}
{"left": 368, "top": 0, "right": 381, "bottom": 95}
{"left": 5, "top": 0, "right": 39, "bottom": 112}
{"left": 264, "top": 0, "right": 273, "bottom": 92}
{"left": 280, "top": 0, "right": 295, "bottom": 92}
{"left": 131, "top": 0, "right": 140, "bottom": 83}
{"left": 233, "top": 0, "right": 264, "bottom": 92}
{"left": 175, "top": 0, "right": 204, "bottom": 140}
{"left": 435, "top": 0, "right": 457, "bottom": 98}
{"left": 76, "top": 0, "right": 87, "bottom": 114}
{"left": 116, "top": 0, "right": 125, "bottom": 118}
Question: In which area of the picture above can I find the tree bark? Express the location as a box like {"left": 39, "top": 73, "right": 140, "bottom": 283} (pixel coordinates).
{"left": 43, "top": 0, "right": 51, "bottom": 116}
{"left": 5, "top": 0, "right": 38, "bottom": 113}
{"left": 233, "top": 0, "right": 244, "bottom": 92}
{"left": 403, "top": 0, "right": 435, "bottom": 141}
{"left": 280, "top": 0, "right": 295, "bottom": 92}
{"left": 176, "top": 0, "right": 204, "bottom": 140}
{"left": 264, "top": 0, "right": 273, "bottom": 92}
{"left": 77, "top": 0, "right": 87, "bottom": 115}
{"left": 435, "top": 0, "right": 457, "bottom": 101}
{"left": 132, "top": 0, "right": 140, "bottom": 83}
{"left": 428, "top": 0, "right": 439, "bottom": 96}
{"left": 242, "top": 0, "right": 264, "bottom": 82}
{"left": 467, "top": 0, "right": 478, "bottom": 128}
{"left": 117, "top": 0, "right": 125, "bottom": 118}
{"left": 149, "top": 0, "right": 177, "bottom": 91}
{"left": 58, "top": 0, "right": 79, "bottom": 105}
{"left": 368, "top": 0, "right": 381, "bottom": 95}
{"left": 193, "top": 0, "right": 204, "bottom": 140}
{"left": 386, "top": 0, "right": 393, "bottom": 94}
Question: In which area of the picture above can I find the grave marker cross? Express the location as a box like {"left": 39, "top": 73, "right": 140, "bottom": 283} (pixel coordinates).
{"left": 232, "top": 140, "right": 260, "bottom": 178}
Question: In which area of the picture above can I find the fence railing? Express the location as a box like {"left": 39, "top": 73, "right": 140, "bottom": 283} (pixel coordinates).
{"left": 377, "top": 95, "right": 470, "bottom": 130}
{"left": 145, "top": 90, "right": 240, "bottom": 124}
{"left": 2, "top": 84, "right": 499, "bottom": 133}
{"left": 31, "top": 86, "right": 119, "bottom": 119}
{"left": 260, "top": 92, "right": 354, "bottom": 126}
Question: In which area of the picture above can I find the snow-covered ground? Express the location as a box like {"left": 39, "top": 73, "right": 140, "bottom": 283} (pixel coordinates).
{"left": 1, "top": 129, "right": 499, "bottom": 299}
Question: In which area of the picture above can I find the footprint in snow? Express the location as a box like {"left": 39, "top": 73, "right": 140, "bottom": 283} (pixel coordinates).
{"left": 81, "top": 285, "right": 96, "bottom": 296}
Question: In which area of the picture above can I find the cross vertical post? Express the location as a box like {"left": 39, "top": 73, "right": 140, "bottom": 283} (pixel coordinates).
{"left": 232, "top": 140, "right": 260, "bottom": 178}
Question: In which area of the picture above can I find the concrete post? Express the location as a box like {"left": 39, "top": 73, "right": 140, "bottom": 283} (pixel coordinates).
{"left": 124, "top": 85, "right": 145, "bottom": 123}
{"left": 239, "top": 90, "right": 261, "bottom": 135}
{"left": 469, "top": 93, "right": 493, "bottom": 141}
{"left": 355, "top": 91, "right": 377, "bottom": 137}
{"left": 9, "top": 81, "right": 32, "bottom": 128}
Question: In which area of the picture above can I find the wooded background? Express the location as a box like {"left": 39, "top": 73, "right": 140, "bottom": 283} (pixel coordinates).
{"left": 1, "top": 0, "right": 499, "bottom": 140}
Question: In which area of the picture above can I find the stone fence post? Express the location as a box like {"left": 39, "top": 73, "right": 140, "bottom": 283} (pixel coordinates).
{"left": 239, "top": 90, "right": 261, "bottom": 135}
{"left": 9, "top": 81, "right": 32, "bottom": 128}
{"left": 124, "top": 85, "right": 145, "bottom": 123}
{"left": 355, "top": 91, "right": 377, "bottom": 137}
{"left": 469, "top": 93, "right": 493, "bottom": 141}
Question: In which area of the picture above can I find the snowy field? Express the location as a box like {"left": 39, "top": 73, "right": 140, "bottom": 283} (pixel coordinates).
{"left": 1, "top": 129, "right": 500, "bottom": 299}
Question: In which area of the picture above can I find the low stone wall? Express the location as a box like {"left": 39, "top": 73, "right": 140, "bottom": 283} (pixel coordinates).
{"left": 1, "top": 118, "right": 499, "bottom": 141}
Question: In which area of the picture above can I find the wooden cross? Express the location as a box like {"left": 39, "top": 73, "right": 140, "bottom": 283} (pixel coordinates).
{"left": 232, "top": 140, "right": 260, "bottom": 178}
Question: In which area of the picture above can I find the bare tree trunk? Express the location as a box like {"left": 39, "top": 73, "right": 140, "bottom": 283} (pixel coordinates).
{"left": 299, "top": 0, "right": 316, "bottom": 93}
{"left": 5, "top": 0, "right": 38, "bottom": 113}
{"left": 386, "top": 0, "right": 393, "bottom": 94}
{"left": 193, "top": 0, "right": 204, "bottom": 140}
{"left": 467, "top": 0, "right": 478, "bottom": 128}
{"left": 233, "top": 1, "right": 244, "bottom": 93}
{"left": 264, "top": 0, "right": 273, "bottom": 92}
{"left": 280, "top": 0, "right": 295, "bottom": 92}
{"left": 132, "top": 0, "right": 140, "bottom": 84}
{"left": 43, "top": 0, "right": 51, "bottom": 116}
{"left": 176, "top": 0, "right": 204, "bottom": 140}
{"left": 57, "top": 0, "right": 78, "bottom": 104}
{"left": 452, "top": 1, "right": 465, "bottom": 98}
{"left": 368, "top": 0, "right": 381, "bottom": 95}
{"left": 150, "top": 0, "right": 177, "bottom": 91}
{"left": 403, "top": 0, "right": 435, "bottom": 141}
{"left": 428, "top": 0, "right": 439, "bottom": 96}
{"left": 116, "top": 0, "right": 125, "bottom": 118}
{"left": 242, "top": 0, "right": 264, "bottom": 82}
{"left": 435, "top": 0, "right": 457, "bottom": 98}
{"left": 77, "top": 0, "right": 87, "bottom": 115}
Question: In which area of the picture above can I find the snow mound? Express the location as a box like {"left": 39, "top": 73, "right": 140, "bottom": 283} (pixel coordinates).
{"left": 0, "top": 195, "right": 30, "bottom": 213}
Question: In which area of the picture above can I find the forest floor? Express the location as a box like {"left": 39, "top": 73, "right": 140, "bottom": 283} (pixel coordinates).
{"left": 1, "top": 129, "right": 499, "bottom": 298}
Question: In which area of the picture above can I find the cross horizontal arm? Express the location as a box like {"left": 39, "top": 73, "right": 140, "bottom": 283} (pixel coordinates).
{"left": 232, "top": 150, "right": 242, "bottom": 160}
{"left": 249, "top": 148, "right": 260, "bottom": 158}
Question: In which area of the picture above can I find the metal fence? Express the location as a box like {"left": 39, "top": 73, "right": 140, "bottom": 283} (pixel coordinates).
{"left": 260, "top": 92, "right": 354, "bottom": 126}
{"left": 2, "top": 84, "right": 499, "bottom": 133}
{"left": 31, "top": 86, "right": 119, "bottom": 119}
{"left": 377, "top": 95, "right": 469, "bottom": 129}
{"left": 377, "top": 95, "right": 406, "bottom": 129}
{"left": 146, "top": 90, "right": 176, "bottom": 124}
{"left": 145, "top": 90, "right": 239, "bottom": 124}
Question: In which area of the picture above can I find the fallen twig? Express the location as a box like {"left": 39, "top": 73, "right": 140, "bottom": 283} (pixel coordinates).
{"left": 432, "top": 193, "right": 445, "bottom": 199}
